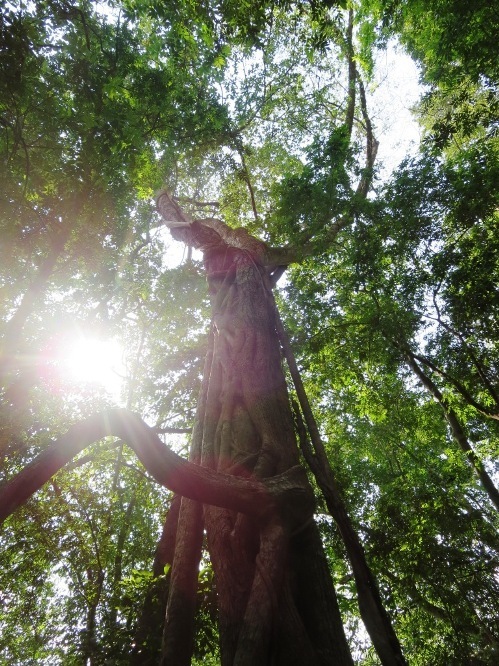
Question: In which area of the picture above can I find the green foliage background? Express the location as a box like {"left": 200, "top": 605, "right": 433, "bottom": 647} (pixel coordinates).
{"left": 1, "top": 0, "right": 498, "bottom": 663}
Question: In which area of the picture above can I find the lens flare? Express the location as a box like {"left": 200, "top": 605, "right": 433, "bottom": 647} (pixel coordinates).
{"left": 62, "top": 336, "right": 124, "bottom": 396}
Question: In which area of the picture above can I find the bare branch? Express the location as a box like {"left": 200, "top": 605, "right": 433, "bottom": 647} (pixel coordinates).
{"left": 0, "top": 408, "right": 312, "bottom": 528}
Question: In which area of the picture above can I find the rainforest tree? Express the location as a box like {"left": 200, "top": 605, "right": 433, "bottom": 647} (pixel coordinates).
{"left": 1, "top": 0, "right": 498, "bottom": 665}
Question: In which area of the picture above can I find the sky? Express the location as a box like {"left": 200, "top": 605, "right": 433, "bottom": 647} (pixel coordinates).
{"left": 369, "top": 41, "right": 423, "bottom": 178}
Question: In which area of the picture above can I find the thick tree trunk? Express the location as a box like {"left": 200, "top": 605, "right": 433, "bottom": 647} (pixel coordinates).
{"left": 156, "top": 192, "right": 354, "bottom": 665}
{"left": 0, "top": 199, "right": 357, "bottom": 665}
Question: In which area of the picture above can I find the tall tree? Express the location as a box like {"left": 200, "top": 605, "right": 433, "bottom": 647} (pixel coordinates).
{"left": 1, "top": 0, "right": 499, "bottom": 664}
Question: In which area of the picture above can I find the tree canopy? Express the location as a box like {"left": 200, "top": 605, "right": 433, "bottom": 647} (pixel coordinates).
{"left": 1, "top": 0, "right": 498, "bottom": 664}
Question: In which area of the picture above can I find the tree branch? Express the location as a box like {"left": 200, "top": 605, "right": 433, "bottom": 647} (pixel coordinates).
{"left": 0, "top": 408, "right": 312, "bottom": 527}
{"left": 356, "top": 75, "right": 379, "bottom": 199}
{"left": 237, "top": 146, "right": 260, "bottom": 224}
{"left": 402, "top": 350, "right": 499, "bottom": 511}
{"left": 410, "top": 351, "right": 499, "bottom": 421}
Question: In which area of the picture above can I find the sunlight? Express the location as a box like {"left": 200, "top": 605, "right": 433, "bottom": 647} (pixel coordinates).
{"left": 61, "top": 336, "right": 125, "bottom": 396}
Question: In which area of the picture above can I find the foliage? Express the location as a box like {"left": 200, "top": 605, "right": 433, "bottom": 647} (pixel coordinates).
{"left": 1, "top": 0, "right": 499, "bottom": 664}
{"left": 359, "top": 0, "right": 499, "bottom": 149}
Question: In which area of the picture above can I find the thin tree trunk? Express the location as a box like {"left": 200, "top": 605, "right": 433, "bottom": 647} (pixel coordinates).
{"left": 405, "top": 351, "right": 499, "bottom": 511}
{"left": 131, "top": 494, "right": 181, "bottom": 664}
{"left": 345, "top": 9, "right": 356, "bottom": 138}
{"left": 160, "top": 338, "right": 213, "bottom": 665}
{"left": 81, "top": 570, "right": 104, "bottom": 666}
{"left": 276, "top": 315, "right": 407, "bottom": 666}
{"left": 161, "top": 498, "right": 203, "bottom": 666}
{"left": 108, "top": 496, "right": 137, "bottom": 631}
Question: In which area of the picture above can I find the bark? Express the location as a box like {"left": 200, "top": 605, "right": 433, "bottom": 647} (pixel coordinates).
{"left": 156, "top": 191, "right": 354, "bottom": 665}
{"left": 428, "top": 308, "right": 499, "bottom": 407}
{"left": 293, "top": 403, "right": 406, "bottom": 666}
{"left": 356, "top": 75, "right": 379, "bottom": 199}
{"left": 81, "top": 569, "right": 104, "bottom": 665}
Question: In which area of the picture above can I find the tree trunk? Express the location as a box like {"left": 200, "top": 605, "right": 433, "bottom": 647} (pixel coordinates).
{"left": 131, "top": 494, "right": 181, "bottom": 665}
{"left": 156, "top": 192, "right": 354, "bottom": 665}
{"left": 0, "top": 198, "right": 357, "bottom": 666}
{"left": 161, "top": 497, "right": 203, "bottom": 665}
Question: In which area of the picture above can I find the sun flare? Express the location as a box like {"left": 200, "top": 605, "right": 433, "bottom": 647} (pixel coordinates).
{"left": 62, "top": 336, "right": 125, "bottom": 395}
